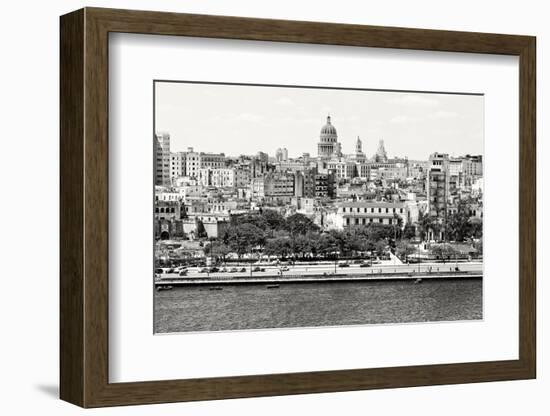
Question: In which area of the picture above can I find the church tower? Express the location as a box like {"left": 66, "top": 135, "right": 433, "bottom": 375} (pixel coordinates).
{"left": 355, "top": 136, "right": 365, "bottom": 161}
{"left": 374, "top": 139, "right": 388, "bottom": 162}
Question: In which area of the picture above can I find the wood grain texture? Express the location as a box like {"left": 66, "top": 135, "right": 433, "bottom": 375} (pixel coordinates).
{"left": 59, "top": 7, "right": 537, "bottom": 408}
{"left": 59, "top": 8, "right": 84, "bottom": 407}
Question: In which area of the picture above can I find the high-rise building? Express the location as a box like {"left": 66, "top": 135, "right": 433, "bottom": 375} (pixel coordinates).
{"left": 275, "top": 148, "right": 289, "bottom": 162}
{"left": 154, "top": 132, "right": 171, "bottom": 186}
{"left": 264, "top": 172, "right": 295, "bottom": 199}
{"left": 183, "top": 147, "right": 200, "bottom": 178}
{"left": 462, "top": 155, "right": 483, "bottom": 186}
{"left": 183, "top": 147, "right": 226, "bottom": 179}
{"left": 282, "top": 148, "right": 289, "bottom": 161}
{"left": 426, "top": 153, "right": 450, "bottom": 238}
{"left": 170, "top": 151, "right": 186, "bottom": 182}
{"left": 200, "top": 152, "right": 226, "bottom": 170}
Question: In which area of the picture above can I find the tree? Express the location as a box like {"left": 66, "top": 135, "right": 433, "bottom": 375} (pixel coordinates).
{"left": 446, "top": 202, "right": 472, "bottom": 242}
{"left": 469, "top": 220, "right": 483, "bottom": 239}
{"left": 223, "top": 223, "right": 264, "bottom": 259}
{"left": 396, "top": 240, "right": 415, "bottom": 261}
{"left": 262, "top": 209, "right": 286, "bottom": 231}
{"left": 196, "top": 220, "right": 207, "bottom": 239}
{"left": 285, "top": 213, "right": 319, "bottom": 236}
{"left": 205, "top": 240, "right": 232, "bottom": 264}
{"left": 431, "top": 243, "right": 457, "bottom": 262}
{"left": 264, "top": 237, "right": 291, "bottom": 259}
{"left": 402, "top": 224, "right": 416, "bottom": 240}
{"left": 317, "top": 233, "right": 339, "bottom": 259}
{"left": 354, "top": 223, "right": 394, "bottom": 241}
{"left": 374, "top": 240, "right": 387, "bottom": 257}
{"left": 417, "top": 211, "right": 437, "bottom": 241}
{"left": 473, "top": 239, "right": 483, "bottom": 256}
{"left": 445, "top": 201, "right": 484, "bottom": 242}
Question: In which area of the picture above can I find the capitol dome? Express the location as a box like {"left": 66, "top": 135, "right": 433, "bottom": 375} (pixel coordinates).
{"left": 317, "top": 115, "right": 341, "bottom": 159}
{"left": 320, "top": 115, "right": 337, "bottom": 139}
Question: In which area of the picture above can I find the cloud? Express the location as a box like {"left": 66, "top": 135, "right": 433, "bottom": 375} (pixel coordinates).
{"left": 388, "top": 94, "right": 440, "bottom": 108}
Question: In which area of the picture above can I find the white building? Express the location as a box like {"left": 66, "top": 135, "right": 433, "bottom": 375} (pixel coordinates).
{"left": 170, "top": 151, "right": 187, "bottom": 183}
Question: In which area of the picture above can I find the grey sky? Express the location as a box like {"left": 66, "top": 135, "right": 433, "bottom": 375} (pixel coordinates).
{"left": 155, "top": 81, "right": 483, "bottom": 161}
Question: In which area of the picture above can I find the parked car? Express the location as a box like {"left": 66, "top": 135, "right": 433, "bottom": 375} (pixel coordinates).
{"left": 252, "top": 266, "right": 265, "bottom": 272}
{"left": 229, "top": 267, "right": 238, "bottom": 273}
{"left": 239, "top": 267, "right": 246, "bottom": 273}
{"left": 199, "top": 267, "right": 209, "bottom": 273}
{"left": 359, "top": 263, "right": 371, "bottom": 268}
{"left": 280, "top": 266, "right": 290, "bottom": 271}
{"left": 338, "top": 263, "right": 350, "bottom": 268}
{"left": 209, "top": 267, "right": 219, "bottom": 273}
{"left": 178, "top": 270, "right": 188, "bottom": 276}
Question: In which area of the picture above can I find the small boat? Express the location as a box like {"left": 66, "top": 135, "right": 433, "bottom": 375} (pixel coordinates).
{"left": 414, "top": 278, "right": 423, "bottom": 284}
{"left": 156, "top": 285, "right": 173, "bottom": 291}
{"left": 209, "top": 286, "right": 223, "bottom": 291}
{"left": 266, "top": 284, "right": 280, "bottom": 289}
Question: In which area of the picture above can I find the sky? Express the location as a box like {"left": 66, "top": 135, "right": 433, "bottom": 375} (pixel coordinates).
{"left": 154, "top": 81, "right": 484, "bottom": 161}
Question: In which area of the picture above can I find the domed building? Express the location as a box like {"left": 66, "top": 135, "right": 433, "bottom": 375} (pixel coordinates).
{"left": 317, "top": 115, "right": 342, "bottom": 159}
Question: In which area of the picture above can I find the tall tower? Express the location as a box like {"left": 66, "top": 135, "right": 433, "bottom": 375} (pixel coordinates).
{"left": 317, "top": 115, "right": 339, "bottom": 159}
{"left": 374, "top": 139, "right": 388, "bottom": 162}
{"left": 355, "top": 136, "right": 363, "bottom": 154}
{"left": 426, "top": 152, "right": 450, "bottom": 240}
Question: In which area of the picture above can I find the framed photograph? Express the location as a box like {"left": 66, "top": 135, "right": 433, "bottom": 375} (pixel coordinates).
{"left": 60, "top": 7, "right": 536, "bottom": 407}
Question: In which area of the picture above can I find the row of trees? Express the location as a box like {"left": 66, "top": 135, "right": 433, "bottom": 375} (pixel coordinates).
{"left": 416, "top": 200, "right": 483, "bottom": 242}
{"left": 203, "top": 202, "right": 483, "bottom": 263}
{"left": 204, "top": 210, "right": 403, "bottom": 262}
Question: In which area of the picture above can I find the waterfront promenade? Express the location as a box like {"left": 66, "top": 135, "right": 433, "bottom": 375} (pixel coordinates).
{"left": 155, "top": 261, "right": 482, "bottom": 286}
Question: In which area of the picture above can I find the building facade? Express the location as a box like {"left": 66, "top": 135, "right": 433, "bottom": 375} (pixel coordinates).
{"left": 337, "top": 201, "right": 408, "bottom": 228}
{"left": 154, "top": 132, "right": 171, "bottom": 186}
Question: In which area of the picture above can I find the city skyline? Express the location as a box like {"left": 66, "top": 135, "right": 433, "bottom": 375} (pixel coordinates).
{"left": 155, "top": 81, "right": 484, "bottom": 160}
{"left": 153, "top": 81, "right": 484, "bottom": 333}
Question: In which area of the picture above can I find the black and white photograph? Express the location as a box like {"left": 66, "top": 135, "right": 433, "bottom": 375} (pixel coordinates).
{"left": 153, "top": 81, "right": 484, "bottom": 334}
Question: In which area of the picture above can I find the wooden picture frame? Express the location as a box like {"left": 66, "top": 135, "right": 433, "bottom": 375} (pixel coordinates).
{"left": 60, "top": 7, "right": 536, "bottom": 408}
